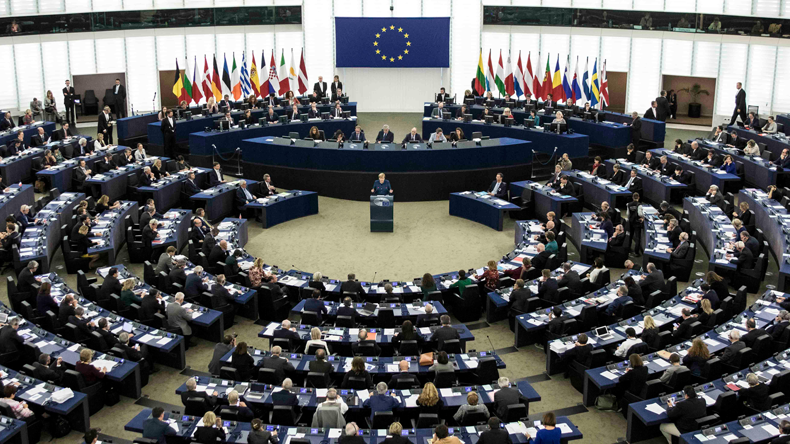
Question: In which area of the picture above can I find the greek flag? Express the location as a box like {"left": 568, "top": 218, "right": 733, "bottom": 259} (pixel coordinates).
{"left": 240, "top": 52, "right": 252, "bottom": 97}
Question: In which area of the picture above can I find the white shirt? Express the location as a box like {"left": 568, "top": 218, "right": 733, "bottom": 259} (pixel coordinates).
{"left": 317, "top": 397, "right": 348, "bottom": 414}
{"left": 615, "top": 338, "right": 642, "bottom": 357}
{"left": 115, "top": 85, "right": 119, "bottom": 94}
{"left": 215, "top": 169, "right": 222, "bottom": 180}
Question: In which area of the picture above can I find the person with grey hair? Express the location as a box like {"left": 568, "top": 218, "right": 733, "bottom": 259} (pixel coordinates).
{"left": 705, "top": 185, "right": 725, "bottom": 209}
{"left": 606, "top": 286, "right": 633, "bottom": 318}
{"left": 0, "top": 317, "right": 23, "bottom": 353}
{"left": 262, "top": 345, "right": 294, "bottom": 384}
{"left": 236, "top": 179, "right": 256, "bottom": 214}
{"left": 271, "top": 378, "right": 300, "bottom": 412}
{"left": 139, "top": 166, "right": 155, "bottom": 187}
{"left": 376, "top": 125, "right": 394, "bottom": 143}
{"left": 739, "top": 373, "right": 770, "bottom": 411}
{"left": 417, "top": 303, "right": 439, "bottom": 327}
{"left": 184, "top": 265, "right": 208, "bottom": 300}
{"left": 340, "top": 423, "right": 365, "bottom": 444}
{"left": 181, "top": 377, "right": 218, "bottom": 407}
{"left": 453, "top": 391, "right": 490, "bottom": 423}
{"left": 167, "top": 292, "right": 193, "bottom": 347}
{"left": 33, "top": 352, "right": 64, "bottom": 383}
{"left": 77, "top": 137, "right": 91, "bottom": 156}
{"left": 719, "top": 329, "right": 744, "bottom": 364}
{"left": 352, "top": 328, "right": 381, "bottom": 356}
{"left": 317, "top": 387, "right": 348, "bottom": 414}
{"left": 17, "top": 260, "right": 38, "bottom": 293}
{"left": 728, "top": 241, "right": 755, "bottom": 272}
{"left": 16, "top": 205, "right": 39, "bottom": 235}
{"left": 640, "top": 262, "right": 665, "bottom": 294}
{"left": 430, "top": 315, "right": 460, "bottom": 351}
{"left": 273, "top": 319, "right": 300, "bottom": 341}
{"left": 363, "top": 381, "right": 401, "bottom": 420}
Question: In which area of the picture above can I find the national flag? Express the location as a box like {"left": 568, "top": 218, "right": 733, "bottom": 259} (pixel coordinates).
{"left": 278, "top": 50, "right": 289, "bottom": 95}
{"left": 542, "top": 54, "right": 552, "bottom": 100}
{"left": 250, "top": 52, "right": 260, "bottom": 97}
{"left": 211, "top": 55, "right": 222, "bottom": 101}
{"left": 182, "top": 58, "right": 193, "bottom": 105}
{"left": 582, "top": 57, "right": 590, "bottom": 103}
{"left": 231, "top": 53, "right": 242, "bottom": 100}
{"left": 591, "top": 58, "right": 600, "bottom": 108}
{"left": 562, "top": 56, "right": 573, "bottom": 104}
{"left": 221, "top": 54, "right": 231, "bottom": 97}
{"left": 600, "top": 60, "right": 609, "bottom": 109}
{"left": 514, "top": 51, "right": 525, "bottom": 98}
{"left": 494, "top": 50, "right": 506, "bottom": 96}
{"left": 202, "top": 55, "right": 213, "bottom": 102}
{"left": 265, "top": 52, "right": 278, "bottom": 96}
{"left": 172, "top": 59, "right": 183, "bottom": 99}
{"left": 240, "top": 52, "right": 252, "bottom": 98}
{"left": 474, "top": 49, "right": 486, "bottom": 96}
{"left": 504, "top": 53, "right": 515, "bottom": 97}
{"left": 191, "top": 56, "right": 203, "bottom": 104}
{"left": 297, "top": 49, "right": 308, "bottom": 95}
{"left": 571, "top": 56, "right": 582, "bottom": 104}
{"left": 526, "top": 52, "right": 537, "bottom": 98}
{"left": 485, "top": 50, "right": 495, "bottom": 93}
{"left": 552, "top": 54, "right": 563, "bottom": 101}
{"left": 288, "top": 49, "right": 298, "bottom": 93}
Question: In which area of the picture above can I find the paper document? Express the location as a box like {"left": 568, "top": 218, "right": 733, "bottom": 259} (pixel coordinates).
{"left": 644, "top": 403, "right": 666, "bottom": 415}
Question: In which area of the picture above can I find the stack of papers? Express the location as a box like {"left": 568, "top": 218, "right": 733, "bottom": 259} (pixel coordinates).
{"left": 644, "top": 403, "right": 666, "bottom": 415}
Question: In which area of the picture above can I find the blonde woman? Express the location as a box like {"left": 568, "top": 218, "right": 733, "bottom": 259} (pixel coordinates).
{"left": 76, "top": 349, "right": 107, "bottom": 383}
{"left": 305, "top": 327, "right": 330, "bottom": 354}
{"left": 195, "top": 411, "right": 226, "bottom": 443}
{"left": 641, "top": 315, "right": 658, "bottom": 347}
{"left": 743, "top": 139, "right": 760, "bottom": 156}
{"left": 476, "top": 260, "right": 499, "bottom": 291}
{"left": 94, "top": 132, "right": 107, "bottom": 151}
{"left": 75, "top": 225, "right": 101, "bottom": 268}
{"left": 95, "top": 195, "right": 120, "bottom": 213}
{"left": 380, "top": 423, "right": 410, "bottom": 444}
{"left": 206, "top": 97, "right": 218, "bottom": 114}
{"left": 247, "top": 257, "right": 265, "bottom": 288}
{"left": 416, "top": 382, "right": 443, "bottom": 412}
{"left": 698, "top": 298, "right": 714, "bottom": 326}
{"left": 151, "top": 158, "right": 169, "bottom": 180}
{"left": 44, "top": 90, "right": 58, "bottom": 123}
{"left": 22, "top": 109, "right": 34, "bottom": 125}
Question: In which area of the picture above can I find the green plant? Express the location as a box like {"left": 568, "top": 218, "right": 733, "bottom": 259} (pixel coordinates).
{"left": 678, "top": 84, "right": 710, "bottom": 104}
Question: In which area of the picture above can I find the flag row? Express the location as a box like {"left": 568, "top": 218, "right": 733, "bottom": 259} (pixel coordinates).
{"left": 474, "top": 49, "right": 610, "bottom": 109}
{"left": 172, "top": 49, "right": 309, "bottom": 105}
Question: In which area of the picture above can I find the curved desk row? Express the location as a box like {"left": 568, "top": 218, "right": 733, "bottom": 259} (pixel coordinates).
{"left": 728, "top": 125, "right": 790, "bottom": 158}
{"left": 650, "top": 148, "right": 741, "bottom": 195}
{"left": 510, "top": 180, "right": 578, "bottom": 220}
{"left": 0, "top": 185, "right": 34, "bottom": 228}
{"left": 1, "top": 133, "right": 91, "bottom": 185}
{"left": 240, "top": 137, "right": 533, "bottom": 201}
{"left": 603, "top": 160, "right": 687, "bottom": 205}
{"left": 36, "top": 144, "right": 121, "bottom": 193}
{"left": 0, "top": 121, "right": 56, "bottom": 150}
{"left": 87, "top": 201, "right": 138, "bottom": 265}
{"left": 738, "top": 188, "right": 790, "bottom": 291}
{"left": 15, "top": 192, "right": 84, "bottom": 274}
{"left": 695, "top": 139, "right": 788, "bottom": 190}
{"left": 682, "top": 197, "right": 738, "bottom": 274}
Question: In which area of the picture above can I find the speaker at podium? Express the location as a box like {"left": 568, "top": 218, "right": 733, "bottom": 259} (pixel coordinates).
{"left": 370, "top": 195, "right": 393, "bottom": 232}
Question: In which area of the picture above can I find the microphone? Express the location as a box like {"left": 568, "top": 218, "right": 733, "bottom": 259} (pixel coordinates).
{"left": 153, "top": 92, "right": 156, "bottom": 100}
{"left": 487, "top": 335, "right": 496, "bottom": 353}
{"left": 372, "top": 272, "right": 377, "bottom": 284}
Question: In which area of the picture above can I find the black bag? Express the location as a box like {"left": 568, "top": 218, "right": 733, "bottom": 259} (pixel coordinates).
{"left": 105, "top": 385, "right": 120, "bottom": 406}
{"left": 51, "top": 415, "right": 71, "bottom": 438}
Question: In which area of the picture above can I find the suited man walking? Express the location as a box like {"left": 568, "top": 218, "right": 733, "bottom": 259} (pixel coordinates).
{"left": 98, "top": 106, "right": 114, "bottom": 145}
{"left": 63, "top": 80, "right": 76, "bottom": 125}
{"left": 112, "top": 79, "right": 126, "bottom": 118}
{"left": 731, "top": 82, "right": 747, "bottom": 124}
{"left": 656, "top": 91, "right": 671, "bottom": 122}
{"left": 161, "top": 109, "right": 176, "bottom": 158}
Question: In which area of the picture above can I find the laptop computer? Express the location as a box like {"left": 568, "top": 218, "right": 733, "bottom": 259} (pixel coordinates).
{"left": 358, "top": 303, "right": 377, "bottom": 316}
{"left": 594, "top": 326, "right": 613, "bottom": 339}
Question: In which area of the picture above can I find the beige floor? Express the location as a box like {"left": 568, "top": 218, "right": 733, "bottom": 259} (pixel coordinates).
{"left": 1, "top": 119, "right": 764, "bottom": 444}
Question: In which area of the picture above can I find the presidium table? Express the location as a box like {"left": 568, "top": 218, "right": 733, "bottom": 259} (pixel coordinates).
{"left": 239, "top": 136, "right": 536, "bottom": 201}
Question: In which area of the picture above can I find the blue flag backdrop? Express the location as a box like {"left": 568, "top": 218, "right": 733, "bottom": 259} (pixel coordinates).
{"left": 335, "top": 17, "right": 450, "bottom": 68}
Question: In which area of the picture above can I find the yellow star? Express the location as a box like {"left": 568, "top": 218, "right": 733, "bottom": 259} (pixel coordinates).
{"left": 390, "top": 57, "right": 394, "bottom": 62}
{"left": 398, "top": 55, "right": 403, "bottom": 60}
{"left": 382, "top": 55, "right": 386, "bottom": 60}
{"left": 404, "top": 49, "right": 409, "bottom": 54}
{"left": 404, "top": 33, "right": 409, "bottom": 38}
{"left": 398, "top": 27, "right": 403, "bottom": 32}
{"left": 381, "top": 27, "right": 386, "bottom": 32}
{"left": 376, "top": 49, "right": 380, "bottom": 54}
{"left": 390, "top": 25, "right": 395, "bottom": 30}
{"left": 373, "top": 41, "right": 378, "bottom": 46}
{"left": 406, "top": 41, "right": 411, "bottom": 46}
{"left": 375, "top": 33, "right": 380, "bottom": 38}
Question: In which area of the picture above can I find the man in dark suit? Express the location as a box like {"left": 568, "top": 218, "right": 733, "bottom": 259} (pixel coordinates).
{"left": 605, "top": 286, "right": 633, "bottom": 317}
{"left": 623, "top": 169, "right": 642, "bottom": 194}
{"left": 0, "top": 112, "right": 14, "bottom": 132}
{"left": 181, "top": 377, "right": 218, "bottom": 407}
{"left": 609, "top": 164, "right": 626, "bottom": 186}
{"left": 30, "top": 127, "right": 47, "bottom": 147}
{"left": 536, "top": 269, "right": 559, "bottom": 303}
{"left": 686, "top": 141, "right": 706, "bottom": 161}
{"left": 58, "top": 294, "right": 76, "bottom": 325}
{"left": 436, "top": 87, "right": 449, "bottom": 102}
{"left": 54, "top": 123, "right": 73, "bottom": 141}
{"left": 640, "top": 263, "right": 665, "bottom": 294}
{"left": 0, "top": 318, "right": 23, "bottom": 353}
{"left": 656, "top": 91, "right": 671, "bottom": 122}
{"left": 731, "top": 82, "right": 747, "bottom": 125}
{"left": 184, "top": 266, "right": 209, "bottom": 300}
{"left": 719, "top": 330, "right": 746, "bottom": 364}
{"left": 201, "top": 228, "right": 218, "bottom": 258}
{"left": 303, "top": 288, "right": 328, "bottom": 323}
{"left": 340, "top": 274, "right": 365, "bottom": 301}
{"left": 68, "top": 307, "right": 96, "bottom": 338}
{"left": 308, "top": 349, "right": 332, "bottom": 385}
{"left": 740, "top": 231, "right": 760, "bottom": 257}
{"left": 508, "top": 279, "right": 532, "bottom": 317}
{"left": 416, "top": 304, "right": 440, "bottom": 327}
{"left": 265, "top": 106, "right": 279, "bottom": 123}
{"left": 478, "top": 419, "right": 510, "bottom": 444}
{"left": 672, "top": 308, "right": 696, "bottom": 338}
{"left": 729, "top": 241, "right": 755, "bottom": 271}
{"left": 271, "top": 378, "right": 300, "bottom": 412}
{"left": 657, "top": 156, "right": 673, "bottom": 176}
{"left": 161, "top": 109, "right": 176, "bottom": 158}
{"left": 661, "top": 386, "right": 707, "bottom": 442}
{"left": 376, "top": 125, "right": 394, "bottom": 143}
{"left": 273, "top": 320, "right": 302, "bottom": 341}
{"left": 557, "top": 175, "right": 576, "bottom": 196}
{"left": 17, "top": 260, "right": 38, "bottom": 293}
{"left": 101, "top": 267, "right": 123, "bottom": 299}
{"left": 401, "top": 128, "right": 422, "bottom": 143}
{"left": 669, "top": 233, "right": 690, "bottom": 274}
{"left": 235, "top": 180, "right": 256, "bottom": 215}
{"left": 671, "top": 166, "right": 692, "bottom": 185}
{"left": 209, "top": 240, "right": 229, "bottom": 265}
{"left": 208, "top": 162, "right": 224, "bottom": 187}
{"left": 546, "top": 306, "right": 570, "bottom": 334}
{"left": 493, "top": 376, "right": 530, "bottom": 419}
{"left": 96, "top": 318, "right": 119, "bottom": 349}
{"left": 97, "top": 152, "right": 118, "bottom": 173}
{"left": 629, "top": 111, "right": 642, "bottom": 146}
{"left": 140, "top": 289, "right": 165, "bottom": 320}
{"left": 352, "top": 328, "right": 382, "bottom": 355}
{"left": 531, "top": 244, "right": 551, "bottom": 271}
{"left": 642, "top": 151, "right": 660, "bottom": 169}
{"left": 219, "top": 95, "right": 233, "bottom": 111}
{"left": 169, "top": 260, "right": 188, "bottom": 287}
{"left": 98, "top": 106, "right": 114, "bottom": 144}
{"left": 547, "top": 164, "right": 563, "bottom": 187}
{"left": 262, "top": 345, "right": 295, "bottom": 384}
{"left": 335, "top": 297, "right": 358, "bottom": 324}
{"left": 741, "top": 318, "right": 768, "bottom": 348}
{"left": 429, "top": 315, "right": 460, "bottom": 351}
{"left": 348, "top": 126, "right": 366, "bottom": 142}
{"left": 112, "top": 79, "right": 126, "bottom": 118}
{"left": 33, "top": 353, "right": 64, "bottom": 384}
{"left": 142, "top": 407, "right": 176, "bottom": 444}
{"left": 563, "top": 334, "right": 593, "bottom": 365}
{"left": 183, "top": 171, "right": 202, "bottom": 196}
{"left": 331, "top": 89, "right": 344, "bottom": 103}
{"left": 488, "top": 173, "right": 507, "bottom": 199}
{"left": 387, "top": 360, "right": 414, "bottom": 389}
{"left": 644, "top": 101, "right": 658, "bottom": 120}
{"left": 769, "top": 311, "right": 790, "bottom": 340}
{"left": 313, "top": 76, "right": 328, "bottom": 98}
{"left": 63, "top": 80, "right": 76, "bottom": 125}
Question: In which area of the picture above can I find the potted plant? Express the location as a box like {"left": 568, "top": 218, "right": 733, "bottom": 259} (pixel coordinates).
{"left": 678, "top": 83, "right": 710, "bottom": 118}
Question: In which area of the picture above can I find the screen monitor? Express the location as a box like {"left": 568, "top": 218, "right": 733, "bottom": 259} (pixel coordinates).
{"left": 278, "top": 116, "right": 288, "bottom": 125}
{"left": 342, "top": 111, "right": 351, "bottom": 119}
{"left": 484, "top": 115, "right": 493, "bottom": 125}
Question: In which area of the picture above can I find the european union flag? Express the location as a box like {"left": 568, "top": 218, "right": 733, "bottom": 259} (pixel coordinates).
{"left": 335, "top": 17, "right": 450, "bottom": 68}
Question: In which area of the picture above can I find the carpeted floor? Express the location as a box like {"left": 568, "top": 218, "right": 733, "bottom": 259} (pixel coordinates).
{"left": 3, "top": 117, "right": 764, "bottom": 444}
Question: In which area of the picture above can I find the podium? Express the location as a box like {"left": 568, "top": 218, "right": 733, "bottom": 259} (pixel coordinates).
{"left": 370, "top": 195, "right": 394, "bottom": 232}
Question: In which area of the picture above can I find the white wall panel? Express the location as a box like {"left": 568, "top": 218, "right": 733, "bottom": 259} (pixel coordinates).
{"left": 626, "top": 37, "right": 661, "bottom": 113}
{"left": 773, "top": 46, "right": 790, "bottom": 113}
{"left": 745, "top": 44, "right": 776, "bottom": 113}
{"left": 156, "top": 34, "right": 186, "bottom": 70}
{"left": 125, "top": 35, "right": 157, "bottom": 112}
{"left": 0, "top": 43, "right": 17, "bottom": 109}
{"left": 692, "top": 40, "right": 721, "bottom": 78}
{"left": 600, "top": 34, "right": 630, "bottom": 71}
{"left": 94, "top": 36, "right": 126, "bottom": 73}
{"left": 393, "top": 0, "right": 421, "bottom": 17}
{"left": 714, "top": 42, "right": 748, "bottom": 116}
{"left": 304, "top": 0, "right": 333, "bottom": 87}
{"left": 334, "top": 0, "right": 362, "bottom": 17}
{"left": 451, "top": 0, "right": 481, "bottom": 96}
{"left": 14, "top": 42, "right": 44, "bottom": 109}
{"left": 662, "top": 39, "right": 693, "bottom": 75}
{"left": 69, "top": 38, "right": 96, "bottom": 75}
{"left": 423, "top": 0, "right": 450, "bottom": 16}
{"left": 41, "top": 40, "right": 70, "bottom": 102}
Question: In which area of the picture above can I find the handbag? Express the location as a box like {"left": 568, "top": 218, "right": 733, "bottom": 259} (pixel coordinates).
{"left": 419, "top": 352, "right": 434, "bottom": 366}
{"left": 594, "top": 393, "right": 618, "bottom": 411}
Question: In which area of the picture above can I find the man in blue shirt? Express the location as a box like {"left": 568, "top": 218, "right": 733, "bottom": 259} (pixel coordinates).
{"left": 142, "top": 407, "right": 176, "bottom": 444}
{"left": 362, "top": 381, "right": 402, "bottom": 420}
{"left": 303, "top": 288, "right": 328, "bottom": 323}
{"left": 371, "top": 173, "right": 393, "bottom": 195}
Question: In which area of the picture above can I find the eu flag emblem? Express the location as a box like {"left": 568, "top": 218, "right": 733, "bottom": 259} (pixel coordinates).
{"left": 335, "top": 17, "right": 450, "bottom": 68}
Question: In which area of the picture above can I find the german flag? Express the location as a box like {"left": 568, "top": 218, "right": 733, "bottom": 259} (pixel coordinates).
{"left": 172, "top": 59, "right": 183, "bottom": 99}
